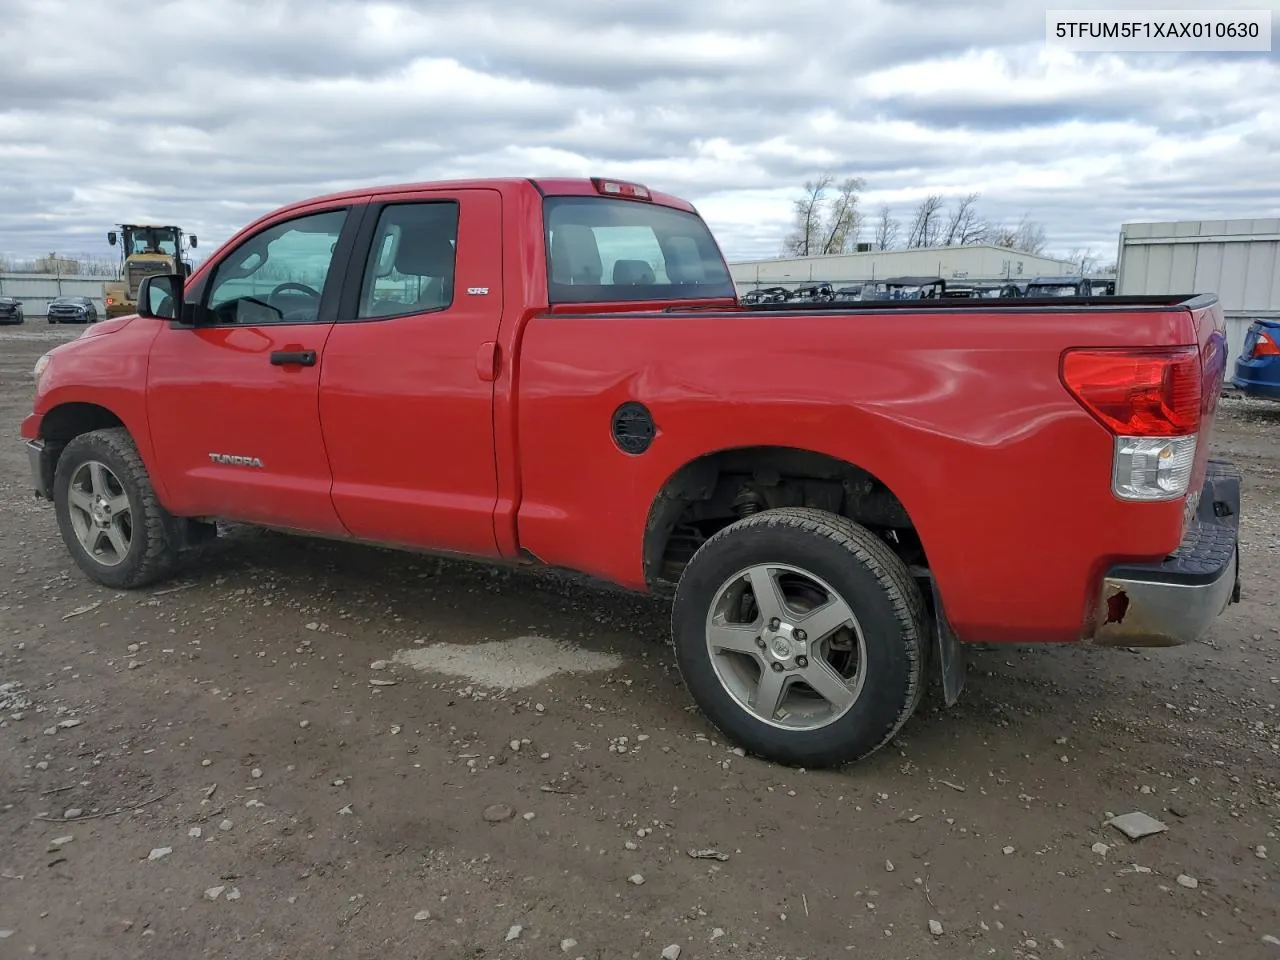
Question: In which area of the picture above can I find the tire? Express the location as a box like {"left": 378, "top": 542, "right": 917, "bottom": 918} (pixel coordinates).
{"left": 671, "top": 507, "right": 926, "bottom": 768}
{"left": 52, "top": 427, "right": 186, "bottom": 589}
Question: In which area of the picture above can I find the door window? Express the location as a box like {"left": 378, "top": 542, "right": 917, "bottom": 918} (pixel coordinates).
{"left": 357, "top": 201, "right": 460, "bottom": 319}
{"left": 203, "top": 208, "right": 348, "bottom": 325}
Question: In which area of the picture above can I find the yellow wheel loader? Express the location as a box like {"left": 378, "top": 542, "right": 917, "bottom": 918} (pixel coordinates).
{"left": 102, "top": 225, "right": 197, "bottom": 319}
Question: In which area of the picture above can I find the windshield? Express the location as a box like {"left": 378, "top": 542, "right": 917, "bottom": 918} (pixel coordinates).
{"left": 544, "top": 196, "right": 735, "bottom": 304}
{"left": 125, "top": 227, "right": 180, "bottom": 257}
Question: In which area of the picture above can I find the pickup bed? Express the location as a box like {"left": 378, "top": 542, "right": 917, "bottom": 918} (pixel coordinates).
{"left": 21, "top": 176, "right": 1243, "bottom": 767}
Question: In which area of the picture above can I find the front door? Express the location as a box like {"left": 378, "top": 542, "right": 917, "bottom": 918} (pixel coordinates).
{"left": 318, "top": 189, "right": 505, "bottom": 556}
{"left": 146, "top": 204, "right": 362, "bottom": 535}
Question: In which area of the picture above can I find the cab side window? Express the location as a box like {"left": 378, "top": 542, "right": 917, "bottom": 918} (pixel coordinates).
{"left": 203, "top": 208, "right": 348, "bottom": 325}
{"left": 358, "top": 201, "right": 459, "bottom": 319}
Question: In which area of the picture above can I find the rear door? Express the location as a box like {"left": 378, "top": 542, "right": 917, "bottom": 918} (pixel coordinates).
{"left": 318, "top": 188, "right": 506, "bottom": 557}
{"left": 146, "top": 202, "right": 364, "bottom": 534}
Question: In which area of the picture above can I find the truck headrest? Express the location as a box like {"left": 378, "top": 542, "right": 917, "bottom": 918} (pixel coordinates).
{"left": 550, "top": 224, "right": 602, "bottom": 284}
{"left": 611, "top": 259, "right": 655, "bottom": 285}
{"left": 395, "top": 227, "right": 456, "bottom": 279}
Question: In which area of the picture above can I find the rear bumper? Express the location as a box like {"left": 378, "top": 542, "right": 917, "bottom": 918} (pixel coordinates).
{"left": 1091, "top": 459, "right": 1242, "bottom": 647}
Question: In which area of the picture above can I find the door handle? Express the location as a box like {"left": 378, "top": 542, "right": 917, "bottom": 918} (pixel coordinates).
{"left": 270, "top": 350, "right": 317, "bottom": 366}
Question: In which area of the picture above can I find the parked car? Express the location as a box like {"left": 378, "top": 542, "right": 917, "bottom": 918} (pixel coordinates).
{"left": 22, "top": 175, "right": 1242, "bottom": 769}
{"left": 46, "top": 296, "right": 99, "bottom": 324}
{"left": 0, "top": 296, "right": 24, "bottom": 324}
{"left": 1231, "top": 317, "right": 1280, "bottom": 401}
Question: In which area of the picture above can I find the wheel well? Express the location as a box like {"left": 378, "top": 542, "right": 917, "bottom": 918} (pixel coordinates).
{"left": 40, "top": 402, "right": 125, "bottom": 442}
{"left": 38, "top": 402, "right": 126, "bottom": 468}
{"left": 643, "top": 446, "right": 926, "bottom": 589}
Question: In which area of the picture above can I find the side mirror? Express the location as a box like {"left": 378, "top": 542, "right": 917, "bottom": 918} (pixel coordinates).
{"left": 107, "top": 231, "right": 117, "bottom": 246}
{"left": 137, "top": 273, "right": 185, "bottom": 321}
{"left": 189, "top": 235, "right": 198, "bottom": 249}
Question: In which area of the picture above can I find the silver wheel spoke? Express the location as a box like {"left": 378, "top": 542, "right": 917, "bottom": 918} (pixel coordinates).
{"left": 88, "top": 526, "right": 109, "bottom": 556}
{"left": 71, "top": 514, "right": 94, "bottom": 551}
{"left": 107, "top": 495, "right": 130, "bottom": 516}
{"left": 89, "top": 462, "right": 109, "bottom": 497}
{"left": 752, "top": 668, "right": 789, "bottom": 718}
{"left": 795, "top": 596, "right": 855, "bottom": 644}
{"left": 707, "top": 617, "right": 762, "bottom": 655}
{"left": 69, "top": 488, "right": 94, "bottom": 515}
{"left": 106, "top": 523, "right": 129, "bottom": 558}
{"left": 746, "top": 566, "right": 788, "bottom": 624}
{"left": 799, "top": 659, "right": 857, "bottom": 712}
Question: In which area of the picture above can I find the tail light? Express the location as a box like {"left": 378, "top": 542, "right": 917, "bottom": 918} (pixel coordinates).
{"left": 1250, "top": 330, "right": 1280, "bottom": 357}
{"left": 1061, "top": 346, "right": 1202, "bottom": 502}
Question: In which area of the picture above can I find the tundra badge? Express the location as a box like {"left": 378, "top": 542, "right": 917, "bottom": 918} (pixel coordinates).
{"left": 208, "top": 453, "right": 264, "bottom": 468}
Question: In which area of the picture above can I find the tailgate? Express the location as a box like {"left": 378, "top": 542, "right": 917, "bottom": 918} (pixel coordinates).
{"left": 1185, "top": 300, "right": 1229, "bottom": 526}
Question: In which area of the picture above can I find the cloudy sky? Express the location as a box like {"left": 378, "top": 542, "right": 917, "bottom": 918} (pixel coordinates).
{"left": 1, "top": 0, "right": 1277, "bottom": 268}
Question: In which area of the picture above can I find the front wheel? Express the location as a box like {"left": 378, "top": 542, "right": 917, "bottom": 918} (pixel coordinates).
{"left": 671, "top": 508, "right": 926, "bottom": 768}
{"left": 53, "top": 427, "right": 187, "bottom": 589}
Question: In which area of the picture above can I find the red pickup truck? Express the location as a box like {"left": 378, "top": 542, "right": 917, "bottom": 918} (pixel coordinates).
{"left": 22, "top": 176, "right": 1242, "bottom": 768}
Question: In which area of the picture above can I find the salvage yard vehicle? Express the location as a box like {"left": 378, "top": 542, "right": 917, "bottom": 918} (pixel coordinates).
{"left": 1231, "top": 317, "right": 1280, "bottom": 401}
{"left": 861, "top": 276, "right": 948, "bottom": 300}
{"left": 1024, "top": 276, "right": 1116, "bottom": 298}
{"left": 0, "top": 296, "right": 23, "bottom": 324}
{"left": 21, "top": 176, "right": 1243, "bottom": 769}
{"left": 45, "top": 296, "right": 99, "bottom": 324}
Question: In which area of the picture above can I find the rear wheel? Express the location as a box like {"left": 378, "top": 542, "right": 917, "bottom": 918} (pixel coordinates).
{"left": 671, "top": 507, "right": 926, "bottom": 768}
{"left": 53, "top": 427, "right": 187, "bottom": 589}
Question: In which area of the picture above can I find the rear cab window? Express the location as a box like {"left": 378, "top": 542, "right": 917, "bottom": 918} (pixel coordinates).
{"left": 544, "top": 196, "right": 736, "bottom": 304}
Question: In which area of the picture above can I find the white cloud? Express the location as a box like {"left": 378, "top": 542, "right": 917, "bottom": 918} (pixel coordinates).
{"left": 0, "top": 0, "right": 1277, "bottom": 267}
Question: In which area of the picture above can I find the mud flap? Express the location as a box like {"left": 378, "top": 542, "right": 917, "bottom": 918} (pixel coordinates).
{"left": 929, "top": 580, "right": 966, "bottom": 707}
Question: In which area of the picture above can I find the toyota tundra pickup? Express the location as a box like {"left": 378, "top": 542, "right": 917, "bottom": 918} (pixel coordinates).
{"left": 21, "top": 176, "right": 1243, "bottom": 768}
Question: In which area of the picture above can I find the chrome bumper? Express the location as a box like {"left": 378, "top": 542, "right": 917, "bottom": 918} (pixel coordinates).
{"left": 1092, "top": 459, "right": 1242, "bottom": 647}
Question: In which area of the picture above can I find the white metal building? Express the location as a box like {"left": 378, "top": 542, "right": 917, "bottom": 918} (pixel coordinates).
{"left": 729, "top": 244, "right": 1079, "bottom": 291}
{"left": 1115, "top": 218, "right": 1280, "bottom": 365}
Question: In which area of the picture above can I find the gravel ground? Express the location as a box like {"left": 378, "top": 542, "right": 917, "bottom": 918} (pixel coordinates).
{"left": 1, "top": 327, "right": 1277, "bottom": 960}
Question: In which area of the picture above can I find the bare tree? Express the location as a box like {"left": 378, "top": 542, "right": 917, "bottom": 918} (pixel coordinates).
{"left": 782, "top": 174, "right": 834, "bottom": 257}
{"left": 1065, "top": 247, "right": 1100, "bottom": 276}
{"left": 943, "top": 193, "right": 987, "bottom": 246}
{"left": 818, "top": 176, "right": 866, "bottom": 254}
{"left": 874, "top": 204, "right": 899, "bottom": 250}
{"left": 989, "top": 214, "right": 1050, "bottom": 255}
{"left": 905, "top": 195, "right": 945, "bottom": 248}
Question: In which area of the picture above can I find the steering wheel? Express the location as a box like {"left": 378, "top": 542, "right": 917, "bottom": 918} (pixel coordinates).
{"left": 270, "top": 282, "right": 320, "bottom": 299}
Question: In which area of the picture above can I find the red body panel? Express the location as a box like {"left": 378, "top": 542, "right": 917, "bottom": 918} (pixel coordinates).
{"left": 319, "top": 188, "right": 506, "bottom": 557}
{"left": 512, "top": 307, "right": 1200, "bottom": 643}
{"left": 21, "top": 316, "right": 169, "bottom": 498}
{"left": 146, "top": 321, "right": 347, "bottom": 534}
{"left": 22, "top": 176, "right": 1224, "bottom": 648}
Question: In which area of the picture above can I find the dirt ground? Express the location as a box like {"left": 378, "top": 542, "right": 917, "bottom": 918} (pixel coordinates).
{"left": 1, "top": 326, "right": 1277, "bottom": 960}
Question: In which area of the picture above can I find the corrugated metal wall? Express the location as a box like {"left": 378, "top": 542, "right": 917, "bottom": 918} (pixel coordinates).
{"left": 1116, "top": 219, "right": 1280, "bottom": 364}
{"left": 0, "top": 273, "right": 108, "bottom": 317}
